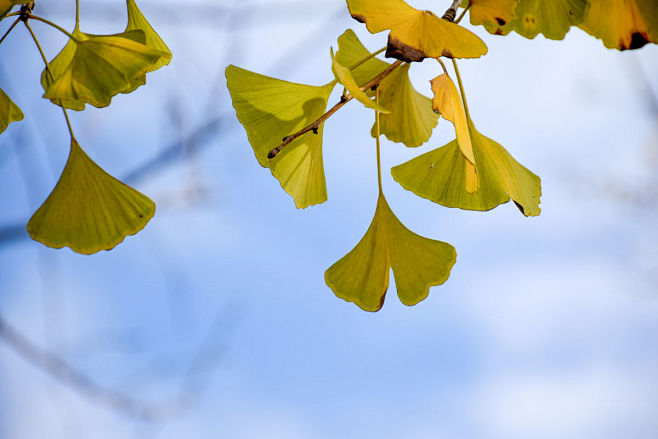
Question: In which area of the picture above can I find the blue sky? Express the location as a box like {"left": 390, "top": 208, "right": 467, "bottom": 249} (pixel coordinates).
{"left": 1, "top": 1, "right": 657, "bottom": 438}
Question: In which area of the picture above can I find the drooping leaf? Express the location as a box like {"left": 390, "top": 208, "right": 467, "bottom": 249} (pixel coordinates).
{"left": 391, "top": 120, "right": 541, "bottom": 216}
{"left": 335, "top": 30, "right": 438, "bottom": 147}
{"left": 27, "top": 139, "right": 155, "bottom": 254}
{"left": 346, "top": 0, "right": 488, "bottom": 62}
{"left": 330, "top": 48, "right": 389, "bottom": 113}
{"left": 464, "top": 0, "right": 519, "bottom": 33}
{"left": 0, "top": 87, "right": 23, "bottom": 134}
{"left": 325, "top": 193, "right": 456, "bottom": 312}
{"left": 126, "top": 0, "right": 172, "bottom": 70}
{"left": 41, "top": 28, "right": 168, "bottom": 110}
{"left": 430, "top": 74, "right": 477, "bottom": 194}
{"left": 490, "top": 0, "right": 590, "bottom": 40}
{"left": 226, "top": 65, "right": 335, "bottom": 208}
{"left": 579, "top": 0, "right": 658, "bottom": 50}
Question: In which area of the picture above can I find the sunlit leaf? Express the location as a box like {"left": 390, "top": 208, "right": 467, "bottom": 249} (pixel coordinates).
{"left": 335, "top": 30, "right": 438, "bottom": 147}
{"left": 226, "top": 65, "right": 335, "bottom": 208}
{"left": 491, "top": 0, "right": 590, "bottom": 40}
{"left": 463, "top": 0, "right": 518, "bottom": 33}
{"left": 27, "top": 139, "right": 155, "bottom": 254}
{"left": 126, "top": 0, "right": 172, "bottom": 70}
{"left": 430, "top": 73, "right": 477, "bottom": 194}
{"left": 579, "top": 0, "right": 658, "bottom": 50}
{"left": 330, "top": 48, "right": 389, "bottom": 113}
{"left": 41, "top": 28, "right": 168, "bottom": 110}
{"left": 325, "top": 193, "right": 456, "bottom": 312}
{"left": 391, "top": 120, "right": 541, "bottom": 216}
{"left": 346, "top": 0, "right": 488, "bottom": 62}
{"left": 0, "top": 87, "right": 23, "bottom": 134}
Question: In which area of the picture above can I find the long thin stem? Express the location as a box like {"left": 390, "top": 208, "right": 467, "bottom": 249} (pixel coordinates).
{"left": 451, "top": 58, "right": 472, "bottom": 122}
{"left": 24, "top": 21, "right": 76, "bottom": 140}
{"left": 75, "top": 0, "right": 80, "bottom": 27}
{"left": 0, "top": 17, "right": 20, "bottom": 46}
{"left": 0, "top": 11, "right": 20, "bottom": 21}
{"left": 268, "top": 60, "right": 404, "bottom": 159}
{"left": 437, "top": 57, "right": 449, "bottom": 75}
{"left": 375, "top": 87, "right": 382, "bottom": 194}
{"left": 349, "top": 47, "right": 386, "bottom": 71}
{"left": 28, "top": 14, "right": 77, "bottom": 41}
{"left": 455, "top": 1, "right": 470, "bottom": 24}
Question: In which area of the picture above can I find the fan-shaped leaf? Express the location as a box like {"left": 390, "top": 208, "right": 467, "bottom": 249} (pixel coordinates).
{"left": 330, "top": 48, "right": 389, "bottom": 113}
{"left": 579, "top": 0, "right": 658, "bottom": 50}
{"left": 0, "top": 87, "right": 23, "bottom": 134}
{"left": 392, "top": 120, "right": 541, "bottom": 216}
{"left": 335, "top": 30, "right": 438, "bottom": 147}
{"left": 491, "top": 0, "right": 590, "bottom": 40}
{"left": 27, "top": 140, "right": 155, "bottom": 254}
{"left": 41, "top": 28, "right": 168, "bottom": 110}
{"left": 226, "top": 65, "right": 335, "bottom": 208}
{"left": 126, "top": 0, "right": 172, "bottom": 70}
{"left": 346, "top": 0, "right": 488, "bottom": 62}
{"left": 325, "top": 193, "right": 456, "bottom": 312}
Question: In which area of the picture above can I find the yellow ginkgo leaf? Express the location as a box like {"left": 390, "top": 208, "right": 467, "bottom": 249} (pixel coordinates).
{"left": 464, "top": 0, "right": 519, "bottom": 33}
{"left": 430, "top": 74, "right": 477, "bottom": 193}
{"left": 330, "top": 48, "right": 389, "bottom": 113}
{"left": 325, "top": 193, "right": 456, "bottom": 312}
{"left": 335, "top": 30, "right": 438, "bottom": 147}
{"left": 27, "top": 139, "right": 155, "bottom": 254}
{"left": 492, "top": 0, "right": 590, "bottom": 40}
{"left": 1, "top": 0, "right": 29, "bottom": 18}
{"left": 126, "top": 0, "right": 172, "bottom": 70}
{"left": 0, "top": 87, "right": 23, "bottom": 134}
{"left": 391, "top": 119, "right": 541, "bottom": 216}
{"left": 579, "top": 0, "right": 658, "bottom": 50}
{"left": 226, "top": 65, "right": 335, "bottom": 208}
{"left": 41, "top": 28, "right": 168, "bottom": 110}
{"left": 347, "top": 0, "right": 488, "bottom": 62}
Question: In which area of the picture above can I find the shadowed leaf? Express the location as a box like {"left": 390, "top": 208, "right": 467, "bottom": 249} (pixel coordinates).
{"left": 579, "top": 0, "right": 658, "bottom": 50}
{"left": 491, "top": 0, "right": 590, "bottom": 40}
{"left": 326, "top": 193, "right": 456, "bottom": 312}
{"left": 330, "top": 48, "right": 389, "bottom": 113}
{"left": 0, "top": 87, "right": 23, "bottom": 134}
{"left": 27, "top": 140, "right": 155, "bottom": 254}
{"left": 226, "top": 65, "right": 335, "bottom": 208}
{"left": 126, "top": 0, "right": 172, "bottom": 70}
{"left": 464, "top": 0, "right": 518, "bottom": 33}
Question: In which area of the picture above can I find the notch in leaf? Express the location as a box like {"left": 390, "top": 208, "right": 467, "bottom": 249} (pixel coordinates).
{"left": 579, "top": 0, "right": 658, "bottom": 50}
{"left": 226, "top": 65, "right": 335, "bottom": 208}
{"left": 346, "top": 0, "right": 488, "bottom": 62}
{"left": 27, "top": 139, "right": 155, "bottom": 254}
{"left": 325, "top": 194, "right": 456, "bottom": 312}
{"left": 0, "top": 87, "right": 24, "bottom": 134}
{"left": 41, "top": 28, "right": 168, "bottom": 110}
{"left": 335, "top": 30, "right": 438, "bottom": 147}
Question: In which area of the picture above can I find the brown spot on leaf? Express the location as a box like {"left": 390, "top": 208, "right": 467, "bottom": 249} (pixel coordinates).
{"left": 385, "top": 34, "right": 426, "bottom": 62}
{"left": 629, "top": 32, "right": 649, "bottom": 50}
{"left": 441, "top": 48, "right": 453, "bottom": 58}
{"left": 513, "top": 200, "right": 526, "bottom": 215}
{"left": 495, "top": 17, "right": 506, "bottom": 26}
{"left": 495, "top": 28, "right": 503, "bottom": 35}
{"left": 351, "top": 13, "right": 367, "bottom": 24}
{"left": 377, "top": 291, "right": 387, "bottom": 310}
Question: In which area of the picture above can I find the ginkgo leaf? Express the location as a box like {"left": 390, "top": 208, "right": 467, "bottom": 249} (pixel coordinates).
{"left": 490, "top": 0, "right": 590, "bottom": 40}
{"left": 464, "top": 0, "right": 519, "bottom": 33}
{"left": 0, "top": 87, "right": 23, "bottom": 134}
{"left": 579, "top": 0, "right": 658, "bottom": 50}
{"left": 330, "top": 48, "right": 389, "bottom": 113}
{"left": 41, "top": 28, "right": 168, "bottom": 110}
{"left": 325, "top": 193, "right": 456, "bottom": 312}
{"left": 1, "top": 0, "right": 29, "bottom": 18}
{"left": 226, "top": 65, "right": 335, "bottom": 208}
{"left": 126, "top": 0, "right": 172, "bottom": 70}
{"left": 347, "top": 0, "right": 488, "bottom": 62}
{"left": 391, "top": 119, "right": 541, "bottom": 216}
{"left": 335, "top": 30, "right": 438, "bottom": 147}
{"left": 27, "top": 139, "right": 155, "bottom": 254}
{"left": 430, "top": 74, "right": 476, "bottom": 187}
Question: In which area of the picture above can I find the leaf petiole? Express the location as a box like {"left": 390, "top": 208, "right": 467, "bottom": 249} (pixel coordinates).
{"left": 0, "top": 17, "right": 20, "bottom": 47}
{"left": 455, "top": 1, "right": 470, "bottom": 24}
{"left": 375, "top": 87, "right": 383, "bottom": 194}
{"left": 451, "top": 58, "right": 472, "bottom": 122}
{"left": 27, "top": 14, "right": 79, "bottom": 42}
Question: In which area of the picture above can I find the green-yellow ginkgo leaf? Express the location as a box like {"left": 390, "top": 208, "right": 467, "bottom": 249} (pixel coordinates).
{"left": 430, "top": 73, "right": 477, "bottom": 192}
{"left": 0, "top": 87, "right": 23, "bottom": 134}
{"left": 41, "top": 28, "right": 168, "bottom": 110}
{"left": 463, "top": 0, "right": 519, "bottom": 33}
{"left": 126, "top": 0, "right": 172, "bottom": 70}
{"left": 579, "top": 0, "right": 658, "bottom": 50}
{"left": 27, "top": 139, "right": 155, "bottom": 254}
{"left": 325, "top": 193, "right": 456, "bottom": 312}
{"left": 335, "top": 30, "right": 438, "bottom": 147}
{"left": 391, "top": 119, "right": 541, "bottom": 216}
{"left": 1, "top": 0, "right": 29, "bottom": 18}
{"left": 491, "top": 0, "right": 590, "bottom": 40}
{"left": 330, "top": 48, "right": 389, "bottom": 113}
{"left": 226, "top": 65, "right": 335, "bottom": 208}
{"left": 347, "top": 0, "right": 488, "bottom": 62}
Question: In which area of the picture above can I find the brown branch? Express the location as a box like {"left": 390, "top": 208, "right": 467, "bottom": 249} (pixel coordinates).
{"left": 267, "top": 60, "right": 404, "bottom": 160}
{"left": 442, "top": 0, "right": 463, "bottom": 21}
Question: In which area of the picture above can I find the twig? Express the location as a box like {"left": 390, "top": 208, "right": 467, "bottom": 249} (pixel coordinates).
{"left": 268, "top": 60, "right": 404, "bottom": 159}
{"left": 442, "top": 0, "right": 463, "bottom": 22}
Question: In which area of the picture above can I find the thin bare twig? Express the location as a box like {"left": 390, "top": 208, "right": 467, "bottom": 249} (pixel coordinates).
{"left": 268, "top": 60, "right": 404, "bottom": 159}
{"left": 442, "top": 0, "right": 463, "bottom": 22}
